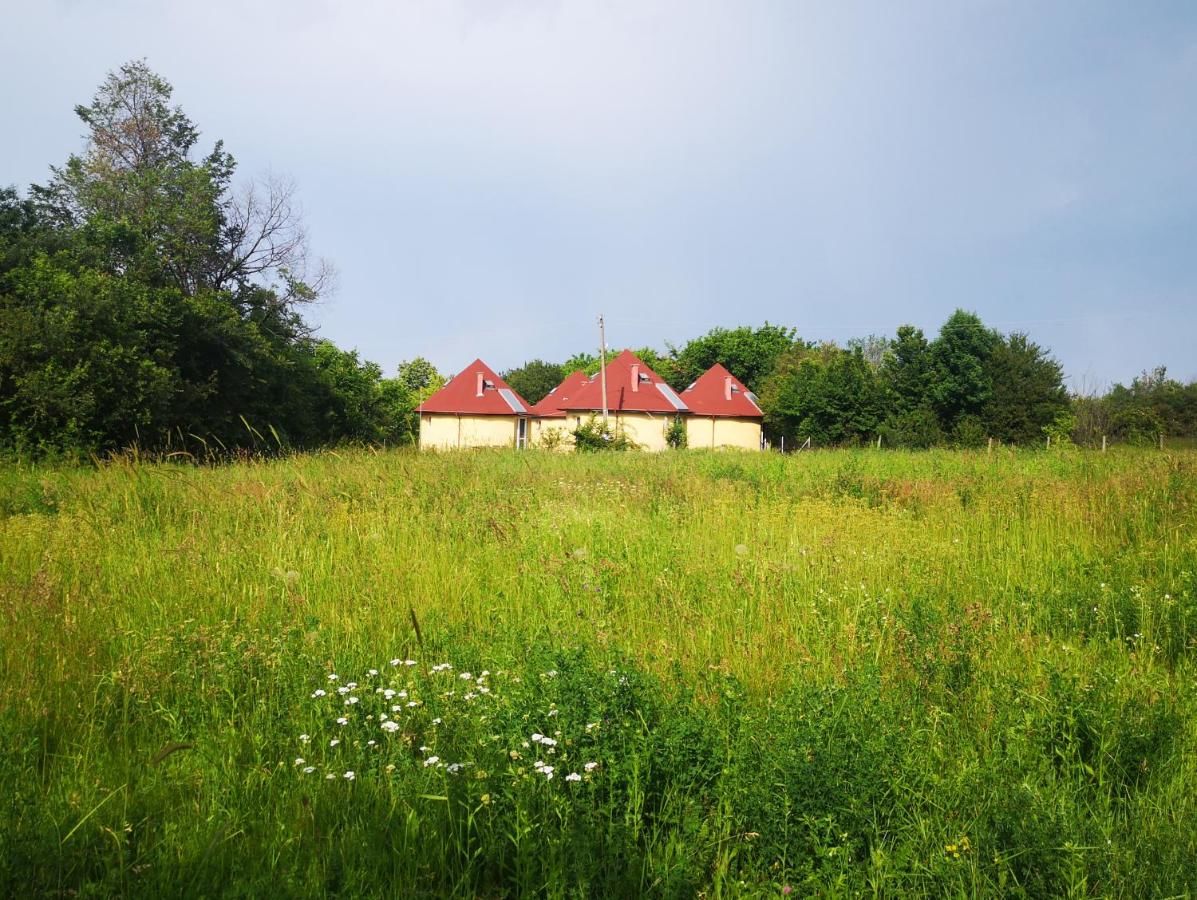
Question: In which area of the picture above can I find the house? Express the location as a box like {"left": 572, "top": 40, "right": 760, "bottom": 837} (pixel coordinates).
{"left": 418, "top": 359, "right": 531, "bottom": 450}
{"left": 556, "top": 350, "right": 688, "bottom": 451}
{"left": 528, "top": 369, "right": 591, "bottom": 449}
{"left": 680, "top": 363, "right": 763, "bottom": 450}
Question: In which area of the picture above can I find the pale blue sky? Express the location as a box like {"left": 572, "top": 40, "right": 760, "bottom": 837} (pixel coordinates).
{"left": 4, "top": 0, "right": 1195, "bottom": 388}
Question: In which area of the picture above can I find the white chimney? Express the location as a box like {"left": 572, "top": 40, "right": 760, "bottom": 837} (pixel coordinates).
{"left": 630, "top": 364, "right": 640, "bottom": 392}
{"left": 475, "top": 372, "right": 484, "bottom": 397}
{"left": 724, "top": 376, "right": 733, "bottom": 401}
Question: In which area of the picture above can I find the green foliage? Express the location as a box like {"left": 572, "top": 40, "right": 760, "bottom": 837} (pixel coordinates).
{"left": 0, "top": 61, "right": 404, "bottom": 457}
{"left": 571, "top": 415, "right": 640, "bottom": 451}
{"left": 763, "top": 345, "right": 884, "bottom": 446}
{"left": 501, "top": 359, "right": 565, "bottom": 406}
{"left": 666, "top": 323, "right": 796, "bottom": 392}
{"left": 984, "top": 332, "right": 1069, "bottom": 445}
{"left": 665, "top": 416, "right": 688, "bottom": 449}
{"left": 928, "top": 310, "right": 1001, "bottom": 430}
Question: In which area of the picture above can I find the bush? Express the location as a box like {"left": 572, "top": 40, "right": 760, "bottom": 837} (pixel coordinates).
{"left": 572, "top": 416, "right": 640, "bottom": 452}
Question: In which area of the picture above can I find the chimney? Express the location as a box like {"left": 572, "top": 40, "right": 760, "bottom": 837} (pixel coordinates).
{"left": 475, "top": 372, "right": 484, "bottom": 397}
{"left": 630, "top": 364, "right": 639, "bottom": 392}
{"left": 724, "top": 376, "right": 733, "bottom": 401}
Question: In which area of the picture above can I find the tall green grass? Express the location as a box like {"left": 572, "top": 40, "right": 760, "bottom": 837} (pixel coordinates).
{"left": 1, "top": 447, "right": 1195, "bottom": 896}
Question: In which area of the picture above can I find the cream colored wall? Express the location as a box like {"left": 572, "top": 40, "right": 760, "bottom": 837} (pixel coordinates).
{"left": 686, "top": 416, "right": 762, "bottom": 451}
{"left": 530, "top": 418, "right": 574, "bottom": 451}
{"left": 556, "top": 412, "right": 672, "bottom": 451}
{"left": 420, "top": 414, "right": 519, "bottom": 450}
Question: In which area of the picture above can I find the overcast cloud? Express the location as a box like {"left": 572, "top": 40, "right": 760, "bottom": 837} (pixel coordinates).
{"left": 4, "top": 0, "right": 1195, "bottom": 386}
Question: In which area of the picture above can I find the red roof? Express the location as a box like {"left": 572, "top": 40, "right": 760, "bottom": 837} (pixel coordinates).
{"left": 680, "top": 364, "right": 762, "bottom": 418}
{"left": 530, "top": 370, "right": 591, "bottom": 418}
{"left": 559, "top": 350, "right": 689, "bottom": 414}
{"left": 418, "top": 359, "right": 530, "bottom": 416}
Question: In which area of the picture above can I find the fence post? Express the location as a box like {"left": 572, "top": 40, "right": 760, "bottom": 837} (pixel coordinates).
{"left": 1102, "top": 435, "right": 1107, "bottom": 453}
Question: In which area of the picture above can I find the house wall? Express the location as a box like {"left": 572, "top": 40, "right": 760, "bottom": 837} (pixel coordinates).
{"left": 686, "top": 416, "right": 762, "bottom": 451}
{"left": 530, "top": 418, "right": 574, "bottom": 451}
{"left": 560, "top": 412, "right": 675, "bottom": 451}
{"left": 420, "top": 414, "right": 519, "bottom": 450}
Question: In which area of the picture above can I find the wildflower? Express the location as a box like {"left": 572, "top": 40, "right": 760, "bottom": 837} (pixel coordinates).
{"left": 406, "top": 701, "right": 421, "bottom": 708}
{"left": 346, "top": 682, "right": 358, "bottom": 690}
{"left": 566, "top": 772, "right": 582, "bottom": 782}
{"left": 404, "top": 660, "right": 417, "bottom": 667}
{"left": 460, "top": 672, "right": 473, "bottom": 680}
{"left": 336, "top": 716, "right": 348, "bottom": 726}
{"left": 381, "top": 720, "right": 400, "bottom": 733}
{"left": 367, "top": 740, "right": 376, "bottom": 747}
{"left": 396, "top": 690, "right": 408, "bottom": 699}
{"left": 337, "top": 686, "right": 350, "bottom": 695}
{"left": 385, "top": 763, "right": 396, "bottom": 774}
{"left": 390, "top": 658, "right": 402, "bottom": 666}
{"left": 585, "top": 722, "right": 599, "bottom": 732}
{"left": 294, "top": 758, "right": 306, "bottom": 766}
{"left": 584, "top": 762, "right": 599, "bottom": 772}
{"left": 424, "top": 756, "right": 440, "bottom": 767}
{"left": 329, "top": 739, "right": 340, "bottom": 747}
{"left": 302, "top": 766, "right": 315, "bottom": 774}
{"left": 328, "top": 674, "right": 339, "bottom": 682}
{"left": 325, "top": 773, "right": 337, "bottom": 780}
{"left": 432, "top": 718, "right": 443, "bottom": 725}
{"left": 531, "top": 733, "right": 544, "bottom": 743}
{"left": 345, "top": 696, "right": 360, "bottom": 706}
{"left": 311, "top": 689, "right": 326, "bottom": 698}
{"left": 379, "top": 713, "right": 388, "bottom": 721}
{"left": 391, "top": 705, "right": 403, "bottom": 712}
{"left": 367, "top": 669, "right": 378, "bottom": 677}
{"left": 547, "top": 708, "right": 559, "bottom": 717}
{"left": 299, "top": 734, "right": 311, "bottom": 743}
{"left": 344, "top": 771, "right": 355, "bottom": 781}
{"left": 383, "top": 689, "right": 397, "bottom": 700}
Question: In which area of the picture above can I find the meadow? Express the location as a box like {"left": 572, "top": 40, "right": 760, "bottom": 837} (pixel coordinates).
{"left": 1, "top": 446, "right": 1195, "bottom": 897}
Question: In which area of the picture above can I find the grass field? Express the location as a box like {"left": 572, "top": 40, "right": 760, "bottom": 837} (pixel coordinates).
{"left": 1, "top": 447, "right": 1195, "bottom": 897}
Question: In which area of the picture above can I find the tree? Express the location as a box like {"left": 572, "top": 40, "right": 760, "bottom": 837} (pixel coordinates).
{"left": 32, "top": 60, "right": 330, "bottom": 310}
{"left": 928, "top": 310, "right": 999, "bottom": 433}
{"left": 762, "top": 344, "right": 883, "bottom": 446}
{"left": 501, "top": 359, "right": 565, "bottom": 406}
{"left": 983, "top": 333, "right": 1069, "bottom": 445}
{"left": 667, "top": 324, "right": 796, "bottom": 392}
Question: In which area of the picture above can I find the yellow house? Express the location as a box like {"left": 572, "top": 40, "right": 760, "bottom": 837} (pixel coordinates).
{"left": 418, "top": 359, "right": 531, "bottom": 450}
{"left": 680, "top": 364, "right": 763, "bottom": 450}
{"left": 557, "top": 350, "right": 689, "bottom": 452}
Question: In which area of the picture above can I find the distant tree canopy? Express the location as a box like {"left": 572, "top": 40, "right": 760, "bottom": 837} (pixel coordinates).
{"left": 501, "top": 360, "right": 565, "bottom": 406}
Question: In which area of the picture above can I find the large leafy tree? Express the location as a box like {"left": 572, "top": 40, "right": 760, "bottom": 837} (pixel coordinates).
{"left": 983, "top": 333, "right": 1069, "bottom": 445}
{"left": 501, "top": 359, "right": 566, "bottom": 406}
{"left": 928, "top": 310, "right": 1000, "bottom": 433}
{"left": 0, "top": 61, "right": 401, "bottom": 456}
{"left": 666, "top": 324, "right": 796, "bottom": 392}
{"left": 762, "top": 344, "right": 884, "bottom": 446}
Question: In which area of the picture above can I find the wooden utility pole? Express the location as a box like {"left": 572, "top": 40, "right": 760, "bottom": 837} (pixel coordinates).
{"left": 598, "top": 314, "right": 609, "bottom": 427}
{"left": 1102, "top": 435, "right": 1107, "bottom": 452}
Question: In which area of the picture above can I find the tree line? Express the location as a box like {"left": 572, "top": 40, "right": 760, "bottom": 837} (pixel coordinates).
{"left": 2, "top": 62, "right": 1192, "bottom": 458}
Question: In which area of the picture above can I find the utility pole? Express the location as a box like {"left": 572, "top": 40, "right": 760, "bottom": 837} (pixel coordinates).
{"left": 598, "top": 314, "right": 609, "bottom": 427}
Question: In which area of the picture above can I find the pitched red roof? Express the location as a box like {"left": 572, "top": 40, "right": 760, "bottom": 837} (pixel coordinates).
{"left": 530, "top": 370, "right": 591, "bottom": 418}
{"left": 418, "top": 359, "right": 530, "bottom": 416}
{"left": 680, "top": 363, "right": 762, "bottom": 418}
{"left": 559, "top": 350, "right": 689, "bottom": 414}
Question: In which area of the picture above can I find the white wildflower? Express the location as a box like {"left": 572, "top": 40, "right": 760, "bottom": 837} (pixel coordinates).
{"left": 327, "top": 674, "right": 339, "bottom": 682}
{"left": 311, "top": 689, "right": 326, "bottom": 698}
{"left": 584, "top": 762, "right": 599, "bottom": 772}
{"left": 344, "top": 771, "right": 355, "bottom": 781}
{"left": 329, "top": 739, "right": 340, "bottom": 747}
{"left": 299, "top": 734, "right": 311, "bottom": 743}
{"left": 381, "top": 720, "right": 400, "bottom": 733}
{"left": 336, "top": 716, "right": 348, "bottom": 726}
{"left": 566, "top": 772, "right": 582, "bottom": 782}
{"left": 302, "top": 766, "right": 315, "bottom": 774}
{"left": 294, "top": 757, "right": 305, "bottom": 766}
{"left": 424, "top": 756, "right": 440, "bottom": 767}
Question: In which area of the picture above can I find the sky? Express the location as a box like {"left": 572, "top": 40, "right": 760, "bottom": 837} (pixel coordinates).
{"left": 3, "top": 0, "right": 1195, "bottom": 389}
